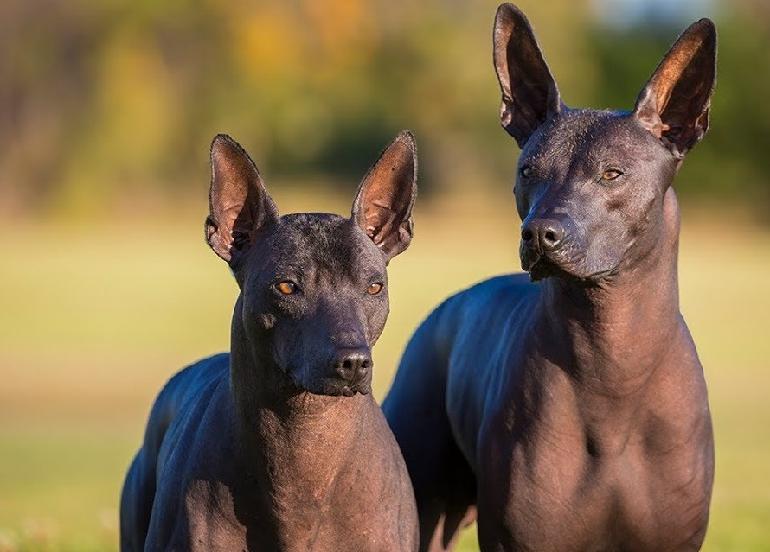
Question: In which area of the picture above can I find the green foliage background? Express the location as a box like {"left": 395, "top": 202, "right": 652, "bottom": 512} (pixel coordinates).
{"left": 1, "top": 0, "right": 768, "bottom": 216}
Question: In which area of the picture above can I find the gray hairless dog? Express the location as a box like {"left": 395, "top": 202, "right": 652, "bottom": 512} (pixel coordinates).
{"left": 384, "top": 5, "right": 716, "bottom": 551}
{"left": 121, "top": 132, "right": 419, "bottom": 551}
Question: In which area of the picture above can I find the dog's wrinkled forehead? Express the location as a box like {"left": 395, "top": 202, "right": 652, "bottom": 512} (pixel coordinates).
{"left": 262, "top": 213, "right": 384, "bottom": 278}
{"left": 523, "top": 109, "right": 660, "bottom": 171}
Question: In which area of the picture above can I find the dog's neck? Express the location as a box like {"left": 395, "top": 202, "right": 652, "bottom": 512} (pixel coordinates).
{"left": 227, "top": 315, "right": 374, "bottom": 541}
{"left": 536, "top": 187, "right": 683, "bottom": 399}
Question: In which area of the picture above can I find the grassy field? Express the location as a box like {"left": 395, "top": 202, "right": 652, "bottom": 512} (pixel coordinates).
{"left": 0, "top": 194, "right": 769, "bottom": 551}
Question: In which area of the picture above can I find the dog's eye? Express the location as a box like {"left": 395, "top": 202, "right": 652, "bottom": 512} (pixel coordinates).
{"left": 367, "top": 282, "right": 384, "bottom": 295}
{"left": 520, "top": 165, "right": 533, "bottom": 178}
{"left": 601, "top": 169, "right": 623, "bottom": 181}
{"left": 274, "top": 281, "right": 297, "bottom": 295}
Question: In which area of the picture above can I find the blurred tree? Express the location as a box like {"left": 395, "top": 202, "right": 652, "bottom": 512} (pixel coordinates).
{"left": 0, "top": 0, "right": 766, "bottom": 217}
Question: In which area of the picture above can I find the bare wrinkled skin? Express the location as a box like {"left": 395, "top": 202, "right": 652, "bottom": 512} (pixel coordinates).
{"left": 385, "top": 5, "right": 715, "bottom": 551}
{"left": 120, "top": 132, "right": 419, "bottom": 551}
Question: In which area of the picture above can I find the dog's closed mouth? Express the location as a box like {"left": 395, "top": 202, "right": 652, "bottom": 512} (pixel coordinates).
{"left": 311, "top": 379, "right": 372, "bottom": 397}
{"left": 527, "top": 255, "right": 566, "bottom": 281}
{"left": 526, "top": 254, "right": 618, "bottom": 286}
{"left": 340, "top": 384, "right": 372, "bottom": 397}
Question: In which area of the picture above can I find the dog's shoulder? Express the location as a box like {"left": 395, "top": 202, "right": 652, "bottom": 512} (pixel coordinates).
{"left": 149, "top": 354, "right": 229, "bottom": 428}
{"left": 165, "top": 353, "right": 230, "bottom": 403}
{"left": 445, "top": 272, "right": 539, "bottom": 314}
{"left": 418, "top": 273, "right": 540, "bottom": 356}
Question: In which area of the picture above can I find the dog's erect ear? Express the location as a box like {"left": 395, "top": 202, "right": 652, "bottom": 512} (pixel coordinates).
{"left": 205, "top": 134, "right": 278, "bottom": 265}
{"left": 634, "top": 19, "right": 716, "bottom": 159}
{"left": 493, "top": 3, "right": 561, "bottom": 148}
{"left": 352, "top": 131, "right": 417, "bottom": 262}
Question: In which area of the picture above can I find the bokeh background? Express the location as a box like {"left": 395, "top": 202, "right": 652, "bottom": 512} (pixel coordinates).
{"left": 1, "top": 0, "right": 768, "bottom": 550}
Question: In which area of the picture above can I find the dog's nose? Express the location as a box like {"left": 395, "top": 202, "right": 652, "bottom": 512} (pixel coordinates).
{"left": 333, "top": 349, "right": 372, "bottom": 384}
{"left": 521, "top": 219, "right": 565, "bottom": 252}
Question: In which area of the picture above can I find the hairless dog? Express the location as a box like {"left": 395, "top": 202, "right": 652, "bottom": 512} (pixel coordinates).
{"left": 121, "top": 132, "right": 419, "bottom": 551}
{"left": 385, "top": 5, "right": 716, "bottom": 551}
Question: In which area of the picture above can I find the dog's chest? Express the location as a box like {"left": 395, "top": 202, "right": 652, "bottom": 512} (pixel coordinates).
{"left": 181, "top": 479, "right": 361, "bottom": 552}
{"left": 180, "top": 461, "right": 414, "bottom": 552}
{"left": 478, "top": 400, "right": 712, "bottom": 551}
{"left": 182, "top": 479, "right": 249, "bottom": 551}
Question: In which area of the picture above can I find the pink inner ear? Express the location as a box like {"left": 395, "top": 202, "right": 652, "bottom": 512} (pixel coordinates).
{"left": 357, "top": 144, "right": 413, "bottom": 234}
{"left": 352, "top": 131, "right": 416, "bottom": 259}
{"left": 207, "top": 135, "right": 278, "bottom": 263}
{"left": 652, "top": 32, "right": 706, "bottom": 113}
{"left": 365, "top": 200, "right": 398, "bottom": 244}
{"left": 635, "top": 20, "right": 715, "bottom": 153}
{"left": 206, "top": 217, "right": 234, "bottom": 262}
{"left": 364, "top": 196, "right": 404, "bottom": 249}
{"left": 639, "top": 108, "right": 672, "bottom": 139}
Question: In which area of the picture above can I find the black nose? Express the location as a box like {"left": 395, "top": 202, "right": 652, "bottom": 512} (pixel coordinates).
{"left": 521, "top": 219, "right": 565, "bottom": 252}
{"left": 333, "top": 349, "right": 372, "bottom": 385}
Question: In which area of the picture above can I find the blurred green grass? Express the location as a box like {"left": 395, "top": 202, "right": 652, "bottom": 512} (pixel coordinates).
{"left": 0, "top": 196, "right": 769, "bottom": 551}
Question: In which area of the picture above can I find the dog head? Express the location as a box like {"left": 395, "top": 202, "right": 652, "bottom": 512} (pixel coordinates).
{"left": 205, "top": 132, "right": 416, "bottom": 396}
{"left": 493, "top": 4, "right": 716, "bottom": 283}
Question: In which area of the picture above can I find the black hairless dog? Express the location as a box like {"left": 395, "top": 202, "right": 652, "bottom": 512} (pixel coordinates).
{"left": 121, "top": 132, "right": 419, "bottom": 551}
{"left": 385, "top": 5, "right": 715, "bottom": 551}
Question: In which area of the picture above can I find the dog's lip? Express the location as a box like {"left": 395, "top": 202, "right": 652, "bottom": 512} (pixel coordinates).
{"left": 314, "top": 379, "right": 372, "bottom": 397}
{"left": 340, "top": 383, "right": 371, "bottom": 397}
{"left": 282, "top": 366, "right": 373, "bottom": 397}
{"left": 523, "top": 251, "right": 562, "bottom": 275}
{"left": 281, "top": 371, "right": 372, "bottom": 399}
{"left": 526, "top": 255, "right": 561, "bottom": 281}
{"left": 525, "top": 253, "right": 617, "bottom": 283}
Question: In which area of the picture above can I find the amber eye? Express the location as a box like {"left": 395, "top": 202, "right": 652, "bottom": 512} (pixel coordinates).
{"left": 367, "top": 282, "right": 384, "bottom": 295}
{"left": 520, "top": 165, "right": 533, "bottom": 178}
{"left": 275, "top": 281, "right": 297, "bottom": 295}
{"left": 601, "top": 168, "right": 623, "bottom": 181}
